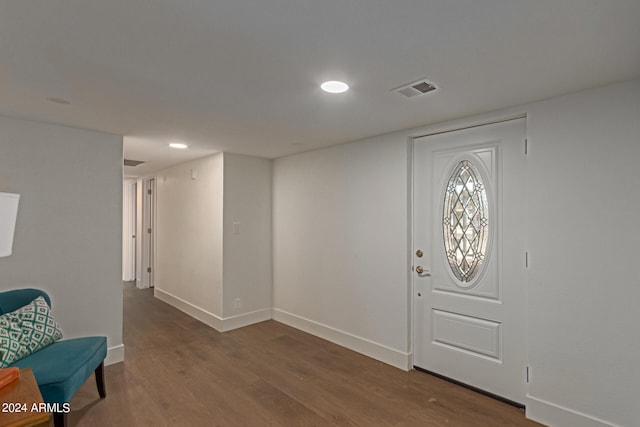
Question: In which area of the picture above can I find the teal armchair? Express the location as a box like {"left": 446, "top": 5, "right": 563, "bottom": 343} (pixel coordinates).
{"left": 0, "top": 288, "right": 107, "bottom": 427}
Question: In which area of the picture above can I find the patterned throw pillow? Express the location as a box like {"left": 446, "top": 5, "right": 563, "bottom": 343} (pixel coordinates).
{"left": 0, "top": 296, "right": 63, "bottom": 368}
{"left": 0, "top": 312, "right": 29, "bottom": 367}
{"left": 19, "top": 296, "right": 63, "bottom": 355}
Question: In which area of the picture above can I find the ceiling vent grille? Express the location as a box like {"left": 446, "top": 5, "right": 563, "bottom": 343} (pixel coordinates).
{"left": 392, "top": 79, "right": 437, "bottom": 98}
{"left": 124, "top": 159, "right": 145, "bottom": 167}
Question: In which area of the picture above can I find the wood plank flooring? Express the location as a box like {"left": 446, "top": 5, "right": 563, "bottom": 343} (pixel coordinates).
{"left": 68, "top": 283, "right": 544, "bottom": 426}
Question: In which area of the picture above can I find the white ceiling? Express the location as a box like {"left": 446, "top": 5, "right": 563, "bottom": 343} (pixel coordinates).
{"left": 1, "top": 1, "right": 639, "bottom": 177}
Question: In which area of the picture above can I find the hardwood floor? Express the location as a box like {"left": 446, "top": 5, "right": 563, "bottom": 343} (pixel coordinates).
{"left": 68, "top": 283, "right": 544, "bottom": 426}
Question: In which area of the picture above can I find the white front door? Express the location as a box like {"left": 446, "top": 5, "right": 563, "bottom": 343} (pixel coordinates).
{"left": 413, "top": 118, "right": 527, "bottom": 404}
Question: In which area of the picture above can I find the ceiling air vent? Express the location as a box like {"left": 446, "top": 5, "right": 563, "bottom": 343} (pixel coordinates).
{"left": 124, "top": 159, "right": 145, "bottom": 167}
{"left": 392, "top": 78, "right": 437, "bottom": 98}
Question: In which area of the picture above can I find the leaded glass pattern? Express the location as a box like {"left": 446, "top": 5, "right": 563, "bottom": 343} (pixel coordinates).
{"left": 442, "top": 160, "right": 489, "bottom": 283}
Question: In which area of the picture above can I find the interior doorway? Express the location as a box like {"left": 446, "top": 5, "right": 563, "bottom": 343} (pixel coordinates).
{"left": 122, "top": 180, "right": 137, "bottom": 281}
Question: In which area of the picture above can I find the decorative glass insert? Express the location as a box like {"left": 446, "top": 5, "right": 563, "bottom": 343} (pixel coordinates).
{"left": 443, "top": 160, "right": 489, "bottom": 283}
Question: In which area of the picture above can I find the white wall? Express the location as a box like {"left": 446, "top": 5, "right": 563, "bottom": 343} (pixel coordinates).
{"left": 272, "top": 78, "right": 640, "bottom": 426}
{"left": 525, "top": 79, "right": 640, "bottom": 427}
{"left": 0, "top": 115, "right": 124, "bottom": 365}
{"left": 155, "top": 152, "right": 272, "bottom": 331}
{"left": 222, "top": 153, "right": 272, "bottom": 326}
{"left": 155, "top": 154, "right": 224, "bottom": 322}
{"left": 273, "top": 136, "right": 411, "bottom": 369}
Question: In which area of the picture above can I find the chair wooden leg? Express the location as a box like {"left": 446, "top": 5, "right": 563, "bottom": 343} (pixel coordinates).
{"left": 95, "top": 361, "right": 106, "bottom": 398}
{"left": 53, "top": 412, "right": 67, "bottom": 427}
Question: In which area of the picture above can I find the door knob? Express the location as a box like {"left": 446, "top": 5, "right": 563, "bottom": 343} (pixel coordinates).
{"left": 415, "top": 266, "right": 431, "bottom": 276}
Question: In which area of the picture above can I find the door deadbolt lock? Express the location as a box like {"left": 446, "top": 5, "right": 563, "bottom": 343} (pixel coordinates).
{"left": 416, "top": 249, "right": 424, "bottom": 258}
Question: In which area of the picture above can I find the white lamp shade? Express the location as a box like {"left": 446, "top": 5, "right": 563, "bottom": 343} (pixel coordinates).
{"left": 0, "top": 192, "right": 20, "bottom": 257}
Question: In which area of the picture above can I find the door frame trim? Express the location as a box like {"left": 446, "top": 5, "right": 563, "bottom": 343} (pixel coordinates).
{"left": 414, "top": 113, "right": 526, "bottom": 140}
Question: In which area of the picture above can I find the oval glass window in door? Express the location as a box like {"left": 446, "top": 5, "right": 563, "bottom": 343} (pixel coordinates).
{"left": 442, "top": 160, "right": 489, "bottom": 284}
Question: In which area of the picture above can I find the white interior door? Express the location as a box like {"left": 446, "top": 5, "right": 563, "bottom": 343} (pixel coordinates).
{"left": 122, "top": 180, "right": 137, "bottom": 281}
{"left": 141, "top": 178, "right": 155, "bottom": 288}
{"left": 413, "top": 118, "right": 527, "bottom": 404}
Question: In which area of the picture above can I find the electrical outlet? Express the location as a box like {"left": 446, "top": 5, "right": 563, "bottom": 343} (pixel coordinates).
{"left": 234, "top": 298, "right": 241, "bottom": 309}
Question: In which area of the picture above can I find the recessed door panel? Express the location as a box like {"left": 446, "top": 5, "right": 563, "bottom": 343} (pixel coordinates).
{"left": 432, "top": 309, "right": 501, "bottom": 361}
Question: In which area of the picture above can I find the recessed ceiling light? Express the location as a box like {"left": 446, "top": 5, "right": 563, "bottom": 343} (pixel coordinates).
{"left": 169, "top": 143, "right": 188, "bottom": 149}
{"left": 321, "top": 81, "right": 349, "bottom": 94}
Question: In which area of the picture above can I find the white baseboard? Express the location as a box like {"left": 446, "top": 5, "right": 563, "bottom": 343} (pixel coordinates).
{"left": 154, "top": 288, "right": 272, "bottom": 332}
{"left": 222, "top": 308, "right": 272, "bottom": 332}
{"left": 272, "top": 308, "right": 411, "bottom": 371}
{"left": 153, "top": 292, "right": 410, "bottom": 369}
{"left": 105, "top": 344, "right": 125, "bottom": 366}
{"left": 154, "top": 288, "right": 223, "bottom": 331}
{"left": 526, "top": 395, "right": 621, "bottom": 427}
